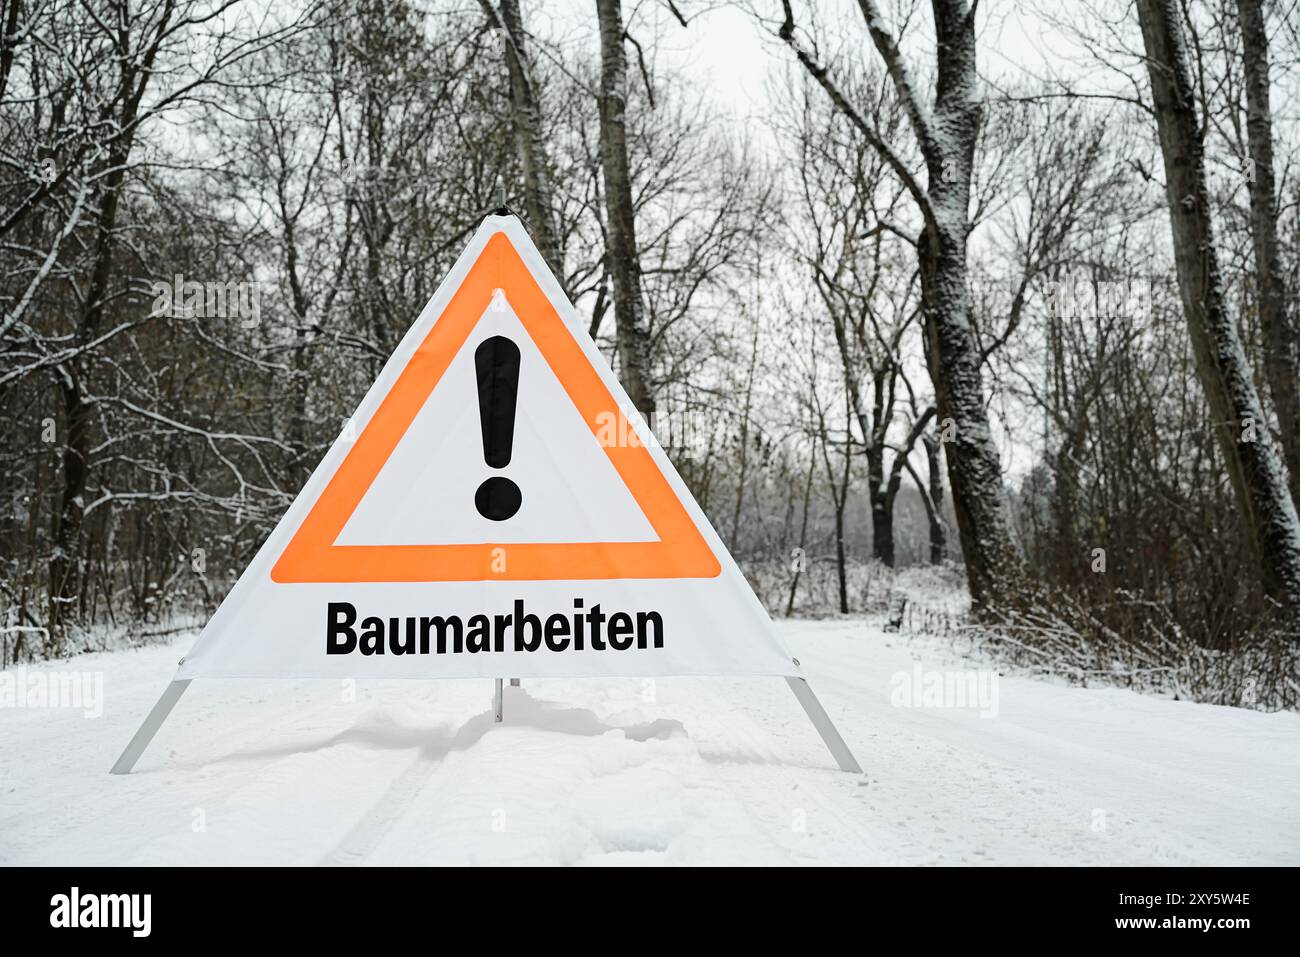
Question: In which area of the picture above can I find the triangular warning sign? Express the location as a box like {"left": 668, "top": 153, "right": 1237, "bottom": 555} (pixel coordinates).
{"left": 113, "top": 213, "right": 861, "bottom": 775}
{"left": 173, "top": 213, "right": 799, "bottom": 681}
{"left": 271, "top": 228, "right": 718, "bottom": 584}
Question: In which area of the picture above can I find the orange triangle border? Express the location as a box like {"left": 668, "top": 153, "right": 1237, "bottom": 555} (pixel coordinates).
{"left": 271, "top": 231, "right": 721, "bottom": 583}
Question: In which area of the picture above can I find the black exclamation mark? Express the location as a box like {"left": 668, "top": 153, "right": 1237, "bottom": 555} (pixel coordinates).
{"left": 474, "top": 335, "right": 522, "bottom": 521}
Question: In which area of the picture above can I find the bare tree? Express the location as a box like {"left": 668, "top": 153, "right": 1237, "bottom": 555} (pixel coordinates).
{"left": 1137, "top": 0, "right": 1300, "bottom": 616}
{"left": 1236, "top": 0, "right": 1300, "bottom": 507}
{"left": 2, "top": 0, "right": 307, "bottom": 646}
{"left": 779, "top": 64, "right": 934, "bottom": 569}
{"left": 478, "top": 0, "right": 563, "bottom": 277}
{"left": 778, "top": 0, "right": 1024, "bottom": 613}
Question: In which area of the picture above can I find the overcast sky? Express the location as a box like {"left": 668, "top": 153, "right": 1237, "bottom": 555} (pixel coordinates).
{"left": 533, "top": 1, "right": 1114, "bottom": 122}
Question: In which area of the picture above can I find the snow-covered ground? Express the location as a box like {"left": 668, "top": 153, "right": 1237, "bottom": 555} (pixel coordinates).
{"left": 2, "top": 619, "right": 1296, "bottom": 866}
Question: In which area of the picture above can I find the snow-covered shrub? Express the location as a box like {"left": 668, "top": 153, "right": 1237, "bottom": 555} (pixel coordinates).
{"left": 900, "top": 581, "right": 1299, "bottom": 712}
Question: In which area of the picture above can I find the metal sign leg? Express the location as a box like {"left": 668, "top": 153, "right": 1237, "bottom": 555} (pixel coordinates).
{"left": 493, "top": 678, "right": 504, "bottom": 722}
{"left": 785, "top": 677, "right": 861, "bottom": 773}
{"left": 110, "top": 679, "right": 191, "bottom": 775}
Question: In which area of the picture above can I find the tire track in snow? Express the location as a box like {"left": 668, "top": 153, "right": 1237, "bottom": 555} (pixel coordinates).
{"left": 318, "top": 708, "right": 496, "bottom": 865}
{"left": 319, "top": 749, "right": 446, "bottom": 865}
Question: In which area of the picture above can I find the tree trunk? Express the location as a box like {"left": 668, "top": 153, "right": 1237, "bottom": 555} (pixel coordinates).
{"left": 777, "top": 0, "right": 1023, "bottom": 611}
{"left": 51, "top": 377, "right": 90, "bottom": 651}
{"left": 50, "top": 148, "right": 130, "bottom": 649}
{"left": 923, "top": 432, "right": 947, "bottom": 563}
{"left": 1138, "top": 0, "right": 1300, "bottom": 615}
{"left": 870, "top": 494, "right": 894, "bottom": 568}
{"left": 1237, "top": 0, "right": 1300, "bottom": 507}
{"left": 914, "top": 2, "right": 1023, "bottom": 613}
{"left": 864, "top": 368, "right": 894, "bottom": 567}
{"left": 883, "top": 0, "right": 1024, "bottom": 612}
{"left": 876, "top": 404, "right": 936, "bottom": 569}
{"left": 594, "top": 0, "right": 655, "bottom": 417}
{"left": 834, "top": 501, "right": 848, "bottom": 614}
{"left": 866, "top": 419, "right": 892, "bottom": 567}
{"left": 494, "top": 0, "right": 563, "bottom": 280}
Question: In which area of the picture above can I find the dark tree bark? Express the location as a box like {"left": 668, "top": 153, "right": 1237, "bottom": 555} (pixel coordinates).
{"left": 830, "top": 437, "right": 851, "bottom": 615}
{"left": 869, "top": 489, "right": 894, "bottom": 567}
{"left": 1237, "top": 0, "right": 1300, "bottom": 507}
{"left": 864, "top": 368, "right": 893, "bottom": 566}
{"left": 912, "top": 3, "right": 1022, "bottom": 612}
{"left": 482, "top": 0, "right": 563, "bottom": 280}
{"left": 866, "top": 387, "right": 934, "bottom": 568}
{"left": 923, "top": 431, "right": 947, "bottom": 563}
{"left": 594, "top": 0, "right": 655, "bottom": 417}
{"left": 1138, "top": 0, "right": 1300, "bottom": 614}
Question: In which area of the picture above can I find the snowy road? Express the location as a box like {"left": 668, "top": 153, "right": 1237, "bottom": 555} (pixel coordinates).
{"left": 2, "top": 620, "right": 1296, "bottom": 865}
